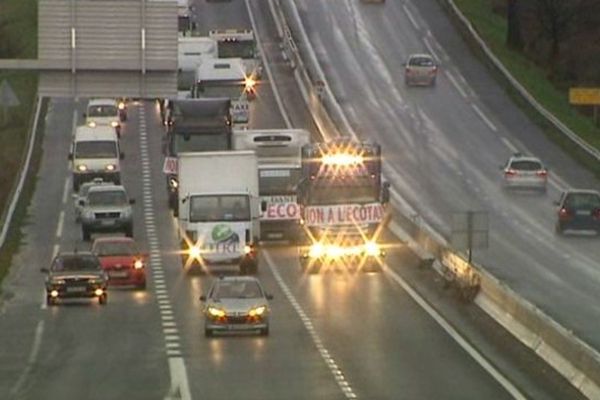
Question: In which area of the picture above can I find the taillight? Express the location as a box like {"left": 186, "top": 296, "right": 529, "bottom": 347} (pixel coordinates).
{"left": 559, "top": 208, "right": 572, "bottom": 220}
{"left": 505, "top": 169, "right": 518, "bottom": 177}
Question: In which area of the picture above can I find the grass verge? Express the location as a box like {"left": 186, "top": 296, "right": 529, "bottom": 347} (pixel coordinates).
{"left": 448, "top": 0, "right": 600, "bottom": 175}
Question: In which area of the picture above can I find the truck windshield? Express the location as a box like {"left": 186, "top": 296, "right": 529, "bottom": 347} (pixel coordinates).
{"left": 75, "top": 141, "right": 118, "bottom": 159}
{"left": 88, "top": 105, "right": 117, "bottom": 117}
{"left": 308, "top": 186, "right": 377, "bottom": 205}
{"left": 217, "top": 41, "right": 255, "bottom": 59}
{"left": 173, "top": 133, "right": 230, "bottom": 153}
{"left": 189, "top": 195, "right": 250, "bottom": 222}
{"left": 259, "top": 168, "right": 301, "bottom": 195}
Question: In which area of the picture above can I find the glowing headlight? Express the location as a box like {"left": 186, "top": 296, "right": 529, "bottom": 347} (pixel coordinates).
{"left": 243, "top": 245, "right": 253, "bottom": 255}
{"left": 365, "top": 242, "right": 380, "bottom": 256}
{"left": 118, "top": 102, "right": 125, "bottom": 110}
{"left": 189, "top": 245, "right": 201, "bottom": 260}
{"left": 169, "top": 177, "right": 179, "bottom": 189}
{"left": 94, "top": 288, "right": 104, "bottom": 297}
{"left": 111, "top": 121, "right": 119, "bottom": 128}
{"left": 105, "top": 164, "right": 116, "bottom": 171}
{"left": 244, "top": 77, "right": 256, "bottom": 91}
{"left": 50, "top": 290, "right": 59, "bottom": 298}
{"left": 87, "top": 121, "right": 96, "bottom": 128}
{"left": 326, "top": 245, "right": 345, "bottom": 258}
{"left": 77, "top": 164, "right": 88, "bottom": 172}
{"left": 208, "top": 307, "right": 226, "bottom": 318}
{"left": 322, "top": 153, "right": 363, "bottom": 166}
{"left": 308, "top": 243, "right": 324, "bottom": 258}
{"left": 249, "top": 305, "right": 266, "bottom": 317}
{"left": 134, "top": 259, "right": 144, "bottom": 269}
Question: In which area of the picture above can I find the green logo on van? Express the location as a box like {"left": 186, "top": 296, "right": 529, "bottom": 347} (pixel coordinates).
{"left": 212, "top": 224, "right": 234, "bottom": 242}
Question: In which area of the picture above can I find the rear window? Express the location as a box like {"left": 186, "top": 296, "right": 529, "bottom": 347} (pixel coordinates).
{"left": 509, "top": 160, "right": 543, "bottom": 171}
{"left": 565, "top": 193, "right": 600, "bottom": 209}
{"left": 409, "top": 57, "right": 434, "bottom": 67}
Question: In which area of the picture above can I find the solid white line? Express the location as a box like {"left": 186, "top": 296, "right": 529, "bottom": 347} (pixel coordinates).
{"left": 384, "top": 267, "right": 527, "bottom": 400}
{"left": 472, "top": 104, "right": 498, "bottom": 132}
{"left": 40, "top": 291, "right": 47, "bottom": 310}
{"left": 423, "top": 37, "right": 440, "bottom": 62}
{"left": 500, "top": 137, "right": 519, "bottom": 153}
{"left": 166, "top": 358, "right": 192, "bottom": 400}
{"left": 10, "top": 320, "right": 45, "bottom": 396}
{"left": 445, "top": 70, "right": 468, "bottom": 99}
{"left": 61, "top": 178, "right": 70, "bottom": 205}
{"left": 403, "top": 4, "right": 420, "bottom": 30}
{"left": 52, "top": 244, "right": 60, "bottom": 259}
{"left": 55, "top": 211, "right": 65, "bottom": 238}
{"left": 264, "top": 250, "right": 357, "bottom": 399}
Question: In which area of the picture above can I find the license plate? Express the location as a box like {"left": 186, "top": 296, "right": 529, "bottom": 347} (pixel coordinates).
{"left": 576, "top": 210, "right": 591, "bottom": 216}
{"left": 67, "top": 286, "right": 86, "bottom": 293}
{"left": 109, "top": 271, "right": 128, "bottom": 278}
{"left": 101, "top": 220, "right": 115, "bottom": 226}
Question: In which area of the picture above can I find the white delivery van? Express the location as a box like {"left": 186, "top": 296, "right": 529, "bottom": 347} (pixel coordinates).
{"left": 85, "top": 99, "right": 122, "bottom": 137}
{"left": 209, "top": 29, "right": 262, "bottom": 79}
{"left": 70, "top": 126, "right": 123, "bottom": 191}
{"left": 178, "top": 151, "right": 260, "bottom": 274}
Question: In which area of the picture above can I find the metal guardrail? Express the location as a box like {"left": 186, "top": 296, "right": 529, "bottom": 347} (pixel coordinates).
{"left": 269, "top": 1, "right": 600, "bottom": 398}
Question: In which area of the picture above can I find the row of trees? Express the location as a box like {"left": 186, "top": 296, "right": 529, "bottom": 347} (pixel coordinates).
{"left": 502, "top": 0, "right": 600, "bottom": 87}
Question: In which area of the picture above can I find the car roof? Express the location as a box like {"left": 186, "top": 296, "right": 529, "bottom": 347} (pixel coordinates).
{"left": 508, "top": 155, "right": 543, "bottom": 163}
{"left": 93, "top": 236, "right": 135, "bottom": 244}
{"left": 408, "top": 53, "right": 433, "bottom": 60}
{"left": 564, "top": 189, "right": 600, "bottom": 196}
{"left": 56, "top": 251, "right": 96, "bottom": 258}
{"left": 87, "top": 185, "right": 126, "bottom": 194}
{"left": 74, "top": 126, "right": 118, "bottom": 141}
{"left": 88, "top": 98, "right": 117, "bottom": 107}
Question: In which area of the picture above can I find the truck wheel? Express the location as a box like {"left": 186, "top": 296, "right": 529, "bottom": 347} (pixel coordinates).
{"left": 82, "top": 227, "right": 91, "bottom": 241}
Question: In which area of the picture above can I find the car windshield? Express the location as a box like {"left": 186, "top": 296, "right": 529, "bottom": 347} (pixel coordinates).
{"left": 51, "top": 255, "right": 100, "bottom": 272}
{"left": 75, "top": 141, "right": 118, "bottom": 159}
{"left": 189, "top": 195, "right": 250, "bottom": 222}
{"left": 93, "top": 241, "right": 138, "bottom": 256}
{"left": 565, "top": 193, "right": 600, "bottom": 209}
{"left": 173, "top": 132, "right": 230, "bottom": 153}
{"left": 409, "top": 57, "right": 434, "bottom": 67}
{"left": 217, "top": 40, "right": 255, "bottom": 59}
{"left": 259, "top": 168, "right": 301, "bottom": 195}
{"left": 214, "top": 280, "right": 262, "bottom": 299}
{"left": 510, "top": 160, "right": 543, "bottom": 171}
{"left": 87, "top": 190, "right": 127, "bottom": 206}
{"left": 88, "top": 105, "right": 117, "bottom": 117}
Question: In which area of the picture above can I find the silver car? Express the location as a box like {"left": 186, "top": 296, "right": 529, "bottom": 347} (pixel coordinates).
{"left": 200, "top": 276, "right": 273, "bottom": 337}
{"left": 80, "top": 185, "right": 135, "bottom": 241}
{"left": 501, "top": 154, "right": 548, "bottom": 192}
{"left": 73, "top": 178, "right": 112, "bottom": 222}
{"left": 404, "top": 53, "right": 438, "bottom": 86}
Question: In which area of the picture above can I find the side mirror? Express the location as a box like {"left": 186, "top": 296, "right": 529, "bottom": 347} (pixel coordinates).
{"left": 120, "top": 152, "right": 125, "bottom": 160}
{"left": 129, "top": 199, "right": 136, "bottom": 205}
{"left": 266, "top": 293, "right": 274, "bottom": 300}
{"left": 199, "top": 295, "right": 206, "bottom": 302}
{"left": 261, "top": 201, "right": 267, "bottom": 212}
{"left": 68, "top": 153, "right": 73, "bottom": 161}
{"left": 40, "top": 267, "right": 49, "bottom": 273}
{"left": 381, "top": 182, "right": 391, "bottom": 204}
{"left": 78, "top": 200, "right": 85, "bottom": 207}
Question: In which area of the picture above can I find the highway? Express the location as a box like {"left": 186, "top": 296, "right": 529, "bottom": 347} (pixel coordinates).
{"left": 280, "top": 0, "right": 600, "bottom": 350}
{"left": 0, "top": 0, "right": 590, "bottom": 399}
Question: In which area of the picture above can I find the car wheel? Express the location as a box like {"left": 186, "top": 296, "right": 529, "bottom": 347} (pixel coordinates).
{"left": 99, "top": 294, "right": 108, "bottom": 305}
{"left": 82, "top": 227, "right": 91, "bottom": 241}
{"left": 260, "top": 326, "right": 269, "bottom": 336}
{"left": 204, "top": 328, "right": 213, "bottom": 337}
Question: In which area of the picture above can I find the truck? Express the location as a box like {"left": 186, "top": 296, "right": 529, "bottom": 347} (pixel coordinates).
{"left": 177, "top": 151, "right": 260, "bottom": 274}
{"left": 296, "top": 139, "right": 390, "bottom": 273}
{"left": 209, "top": 29, "right": 263, "bottom": 79}
{"left": 177, "top": 36, "right": 218, "bottom": 92}
{"left": 233, "top": 129, "right": 310, "bottom": 241}
{"left": 162, "top": 99, "right": 233, "bottom": 214}
{"left": 191, "top": 57, "right": 255, "bottom": 127}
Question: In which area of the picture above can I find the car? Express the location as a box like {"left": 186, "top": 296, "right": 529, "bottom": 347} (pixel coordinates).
{"left": 501, "top": 153, "right": 548, "bottom": 192}
{"left": 555, "top": 189, "right": 600, "bottom": 235}
{"left": 73, "top": 178, "right": 112, "bottom": 222}
{"left": 41, "top": 251, "right": 109, "bottom": 306}
{"left": 85, "top": 98, "right": 122, "bottom": 137}
{"left": 80, "top": 185, "right": 135, "bottom": 241}
{"left": 200, "top": 276, "right": 273, "bottom": 337}
{"left": 92, "top": 237, "right": 147, "bottom": 289}
{"left": 404, "top": 53, "right": 437, "bottom": 86}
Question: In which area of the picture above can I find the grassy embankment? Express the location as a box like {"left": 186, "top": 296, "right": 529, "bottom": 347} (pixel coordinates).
{"left": 452, "top": 0, "right": 600, "bottom": 175}
{"left": 0, "top": 0, "right": 41, "bottom": 286}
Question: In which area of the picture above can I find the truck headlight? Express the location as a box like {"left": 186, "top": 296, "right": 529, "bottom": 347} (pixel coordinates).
{"left": 249, "top": 305, "right": 266, "bottom": 317}
{"left": 244, "top": 244, "right": 254, "bottom": 255}
{"left": 189, "top": 245, "right": 201, "bottom": 260}
{"left": 87, "top": 121, "right": 96, "bottom": 128}
{"left": 308, "top": 243, "right": 324, "bottom": 258}
{"left": 105, "top": 164, "right": 116, "bottom": 172}
{"left": 77, "top": 164, "right": 88, "bottom": 172}
{"left": 365, "top": 242, "right": 381, "bottom": 256}
{"left": 111, "top": 121, "right": 119, "bottom": 128}
{"left": 207, "top": 307, "right": 226, "bottom": 318}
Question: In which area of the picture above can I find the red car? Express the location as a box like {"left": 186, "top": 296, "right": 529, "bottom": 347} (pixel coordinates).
{"left": 92, "top": 237, "right": 147, "bottom": 289}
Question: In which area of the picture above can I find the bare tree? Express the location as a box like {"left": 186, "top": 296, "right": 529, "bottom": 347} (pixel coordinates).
{"left": 506, "top": 0, "right": 523, "bottom": 50}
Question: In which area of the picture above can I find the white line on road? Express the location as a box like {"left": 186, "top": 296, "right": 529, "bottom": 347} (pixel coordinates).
{"left": 10, "top": 320, "right": 45, "bottom": 397}
{"left": 403, "top": 4, "right": 420, "bottom": 30}
{"left": 55, "top": 211, "right": 65, "bottom": 238}
{"left": 500, "top": 136, "right": 519, "bottom": 153}
{"left": 264, "top": 250, "right": 358, "bottom": 399}
{"left": 472, "top": 104, "right": 498, "bottom": 132}
{"left": 52, "top": 243, "right": 59, "bottom": 259}
{"left": 423, "top": 36, "right": 440, "bottom": 62}
{"left": 166, "top": 358, "right": 191, "bottom": 400}
{"left": 383, "top": 267, "right": 527, "bottom": 400}
{"left": 61, "top": 178, "right": 70, "bottom": 205}
{"left": 445, "top": 70, "right": 468, "bottom": 99}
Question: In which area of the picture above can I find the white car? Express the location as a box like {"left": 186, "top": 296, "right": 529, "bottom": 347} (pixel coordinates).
{"left": 85, "top": 99, "right": 122, "bottom": 137}
{"left": 73, "top": 178, "right": 112, "bottom": 222}
{"left": 404, "top": 54, "right": 437, "bottom": 86}
{"left": 501, "top": 153, "right": 548, "bottom": 192}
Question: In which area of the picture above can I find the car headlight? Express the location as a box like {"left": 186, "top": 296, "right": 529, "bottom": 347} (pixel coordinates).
{"left": 134, "top": 259, "right": 144, "bottom": 269}
{"left": 87, "top": 121, "right": 96, "bottom": 128}
{"left": 105, "top": 164, "right": 116, "bottom": 172}
{"left": 244, "top": 244, "right": 254, "bottom": 255}
{"left": 111, "top": 121, "right": 119, "bottom": 128}
{"left": 249, "top": 305, "right": 267, "bottom": 317}
{"left": 308, "top": 243, "right": 324, "bottom": 258}
{"left": 207, "top": 306, "right": 226, "bottom": 318}
{"left": 169, "top": 177, "right": 179, "bottom": 189}
{"left": 77, "top": 164, "right": 88, "bottom": 172}
{"left": 365, "top": 241, "right": 381, "bottom": 256}
{"left": 118, "top": 102, "right": 126, "bottom": 110}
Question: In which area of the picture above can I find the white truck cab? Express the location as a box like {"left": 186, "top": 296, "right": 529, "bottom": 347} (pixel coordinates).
{"left": 209, "top": 29, "right": 262, "bottom": 79}
{"left": 85, "top": 98, "right": 122, "bottom": 137}
{"left": 70, "top": 125, "right": 123, "bottom": 191}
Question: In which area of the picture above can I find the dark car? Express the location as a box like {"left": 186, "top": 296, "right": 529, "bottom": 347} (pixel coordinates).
{"left": 41, "top": 252, "right": 109, "bottom": 306}
{"left": 555, "top": 189, "right": 600, "bottom": 235}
